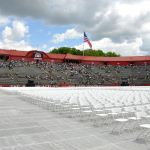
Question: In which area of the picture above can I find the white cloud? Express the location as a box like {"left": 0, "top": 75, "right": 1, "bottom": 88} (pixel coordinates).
{"left": 0, "top": 17, "right": 10, "bottom": 27}
{"left": 74, "top": 37, "right": 146, "bottom": 56}
{"left": 48, "top": 46, "right": 56, "bottom": 51}
{"left": 116, "top": 1, "right": 150, "bottom": 18}
{"left": 1, "top": 1, "right": 150, "bottom": 55}
{"left": 0, "top": 38, "right": 32, "bottom": 51}
{"left": 2, "top": 20, "right": 29, "bottom": 40}
{"left": 0, "top": 20, "right": 31, "bottom": 51}
{"left": 42, "top": 44, "right": 47, "bottom": 48}
{"left": 51, "top": 28, "right": 82, "bottom": 43}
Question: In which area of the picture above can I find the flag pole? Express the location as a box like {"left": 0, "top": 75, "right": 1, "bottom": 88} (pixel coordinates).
{"left": 83, "top": 32, "right": 84, "bottom": 56}
{"left": 83, "top": 43, "right": 84, "bottom": 56}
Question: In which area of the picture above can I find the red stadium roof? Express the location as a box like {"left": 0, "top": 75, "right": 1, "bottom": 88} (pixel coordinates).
{"left": 82, "top": 55, "right": 150, "bottom": 62}
{"left": 2, "top": 49, "right": 28, "bottom": 56}
{"left": 46, "top": 53, "right": 66, "bottom": 59}
{"left": 0, "top": 49, "right": 9, "bottom": 55}
{"left": 64, "top": 53, "right": 83, "bottom": 60}
{"left": 0, "top": 49, "right": 150, "bottom": 62}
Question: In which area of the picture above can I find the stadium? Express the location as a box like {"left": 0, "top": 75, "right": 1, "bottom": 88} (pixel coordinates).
{"left": 0, "top": 48, "right": 150, "bottom": 149}
{"left": 1, "top": 0, "right": 150, "bottom": 149}
{"left": 0, "top": 48, "right": 150, "bottom": 87}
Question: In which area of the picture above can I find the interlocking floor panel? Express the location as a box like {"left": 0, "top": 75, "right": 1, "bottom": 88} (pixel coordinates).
{"left": 0, "top": 90, "right": 149, "bottom": 150}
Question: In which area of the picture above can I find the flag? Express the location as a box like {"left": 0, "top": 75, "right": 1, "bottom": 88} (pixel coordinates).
{"left": 84, "top": 32, "right": 93, "bottom": 51}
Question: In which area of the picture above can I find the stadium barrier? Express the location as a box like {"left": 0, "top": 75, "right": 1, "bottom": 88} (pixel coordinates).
{"left": 0, "top": 85, "right": 121, "bottom": 87}
{"left": 0, "top": 84, "right": 150, "bottom": 87}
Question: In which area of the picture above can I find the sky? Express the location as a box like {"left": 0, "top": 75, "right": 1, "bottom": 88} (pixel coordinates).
{"left": 0, "top": 0, "right": 150, "bottom": 56}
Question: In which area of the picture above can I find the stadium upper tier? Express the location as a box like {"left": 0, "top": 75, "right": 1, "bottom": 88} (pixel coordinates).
{"left": 0, "top": 48, "right": 150, "bottom": 66}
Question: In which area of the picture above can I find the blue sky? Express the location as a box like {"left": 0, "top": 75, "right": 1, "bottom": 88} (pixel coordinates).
{"left": 0, "top": 16, "right": 84, "bottom": 52}
{"left": 0, "top": 0, "right": 150, "bottom": 56}
{"left": 0, "top": 17, "right": 82, "bottom": 50}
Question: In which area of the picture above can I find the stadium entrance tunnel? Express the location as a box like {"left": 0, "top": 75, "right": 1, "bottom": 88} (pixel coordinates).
{"left": 121, "top": 81, "right": 130, "bottom": 86}
{"left": 65, "top": 59, "right": 80, "bottom": 63}
{"left": 0, "top": 55, "right": 9, "bottom": 61}
{"left": 130, "top": 62, "right": 134, "bottom": 66}
{"left": 36, "top": 59, "right": 39, "bottom": 64}
{"left": 104, "top": 62, "right": 107, "bottom": 66}
{"left": 26, "top": 80, "right": 35, "bottom": 87}
{"left": 6, "top": 55, "right": 9, "bottom": 61}
{"left": 0, "top": 55, "right": 4, "bottom": 60}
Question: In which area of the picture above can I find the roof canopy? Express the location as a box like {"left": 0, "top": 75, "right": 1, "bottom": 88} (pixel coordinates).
{"left": 0, "top": 49, "right": 150, "bottom": 62}
{"left": 0, "top": 49, "right": 9, "bottom": 55}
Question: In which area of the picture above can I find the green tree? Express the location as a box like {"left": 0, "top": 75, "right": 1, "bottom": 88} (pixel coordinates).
{"left": 50, "top": 48, "right": 58, "bottom": 53}
{"left": 49, "top": 47, "right": 121, "bottom": 57}
{"left": 58, "top": 47, "right": 70, "bottom": 54}
{"left": 70, "top": 48, "right": 77, "bottom": 55}
{"left": 97, "top": 50, "right": 105, "bottom": 56}
{"left": 105, "top": 51, "right": 120, "bottom": 57}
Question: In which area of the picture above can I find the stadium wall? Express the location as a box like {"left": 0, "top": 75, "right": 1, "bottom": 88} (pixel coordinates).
{"left": 9, "top": 56, "right": 64, "bottom": 63}
{"left": 9, "top": 56, "right": 150, "bottom": 66}
{"left": 82, "top": 61, "right": 104, "bottom": 65}
{"left": 107, "top": 61, "right": 131, "bottom": 66}
{"left": 1, "top": 84, "right": 150, "bottom": 87}
{"left": 1, "top": 49, "right": 150, "bottom": 66}
{"left": 134, "top": 61, "right": 150, "bottom": 65}
{"left": 0, "top": 85, "right": 122, "bottom": 87}
{"left": 10, "top": 56, "right": 24, "bottom": 61}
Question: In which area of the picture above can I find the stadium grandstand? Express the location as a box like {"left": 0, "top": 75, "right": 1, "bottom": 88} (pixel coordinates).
{"left": 0, "top": 48, "right": 150, "bottom": 87}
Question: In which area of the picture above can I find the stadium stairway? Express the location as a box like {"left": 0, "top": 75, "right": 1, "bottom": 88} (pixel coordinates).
{"left": 45, "top": 68, "right": 61, "bottom": 85}
{"left": 106, "top": 66, "right": 118, "bottom": 84}
{"left": 9, "top": 69, "right": 20, "bottom": 85}
{"left": 131, "top": 65, "right": 133, "bottom": 85}
{"left": 107, "top": 65, "right": 117, "bottom": 79}
{"left": 87, "top": 70, "right": 104, "bottom": 85}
